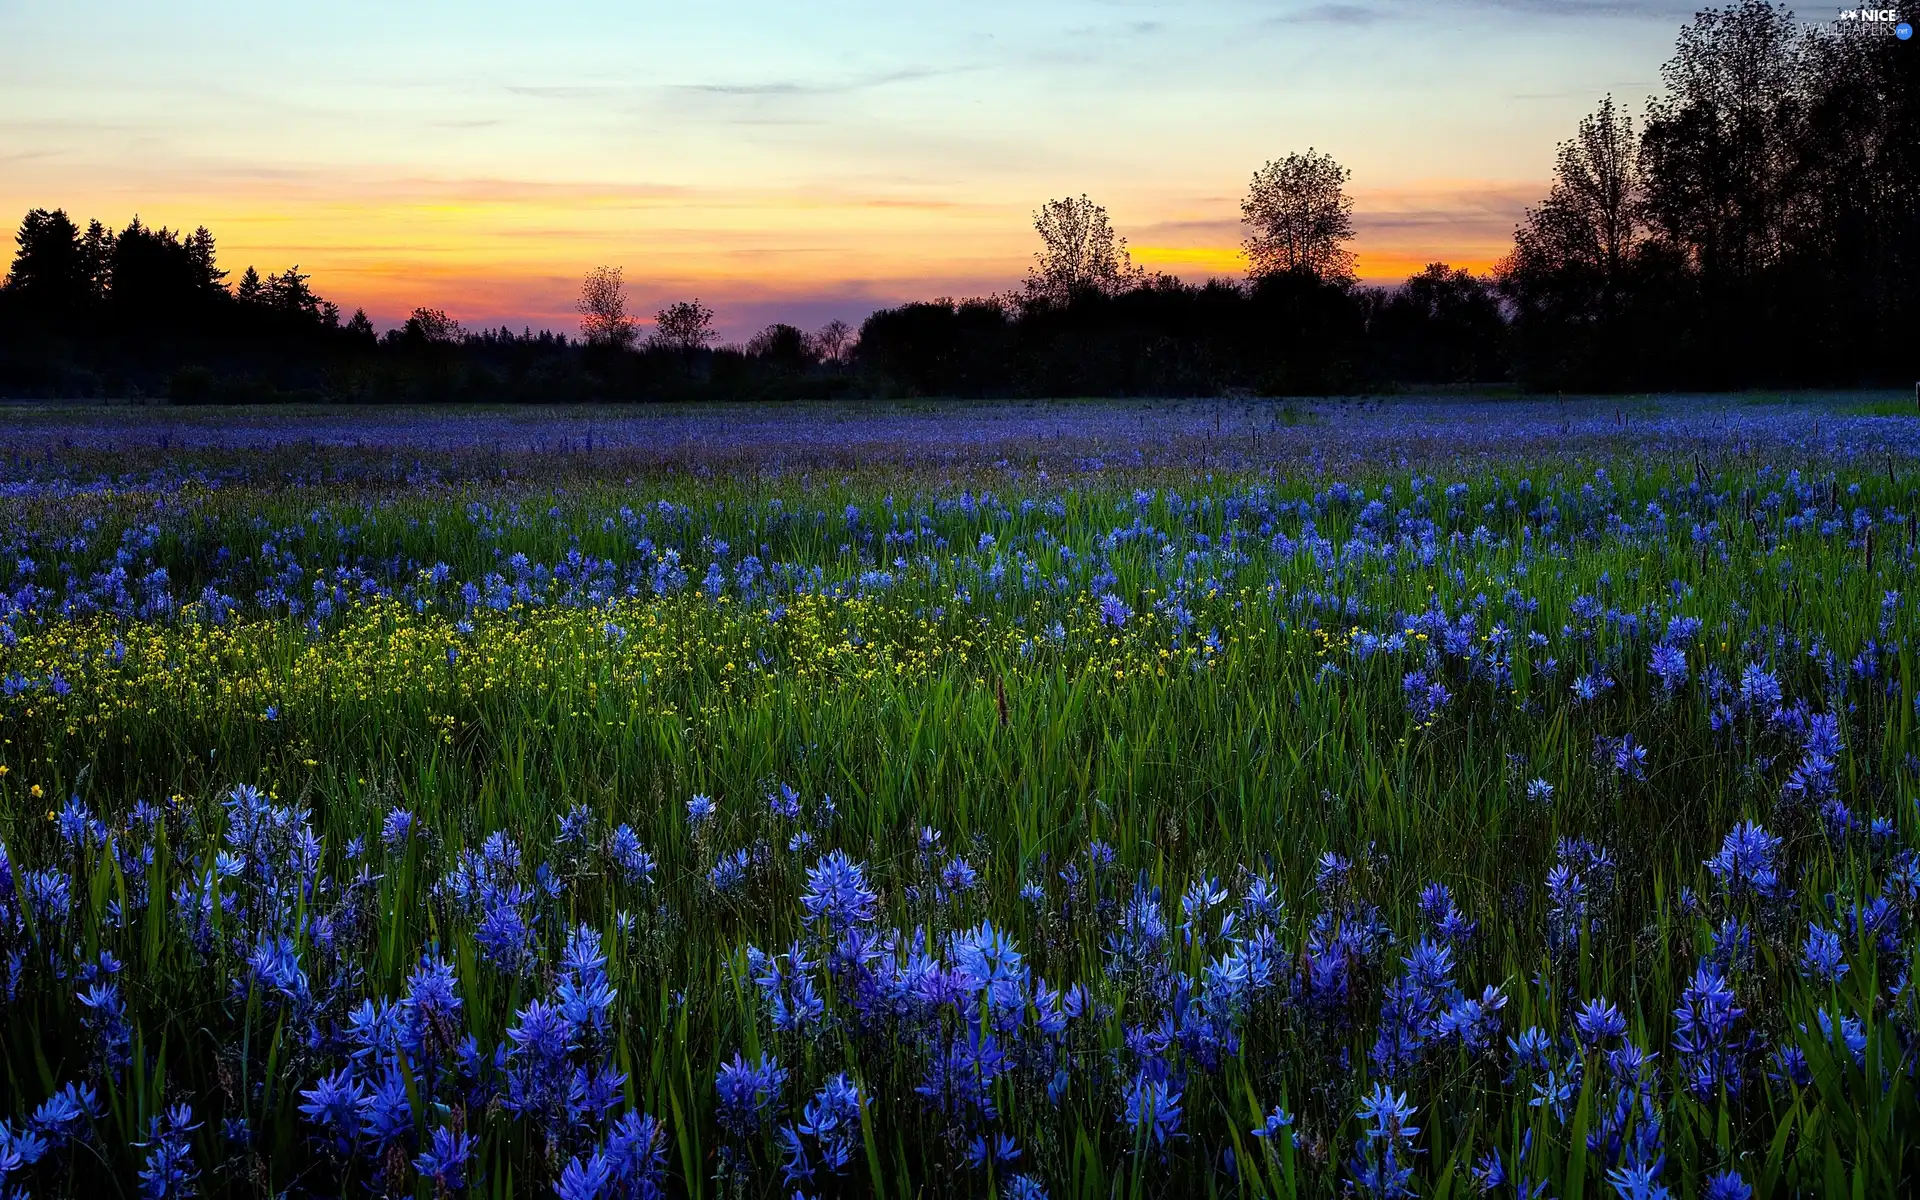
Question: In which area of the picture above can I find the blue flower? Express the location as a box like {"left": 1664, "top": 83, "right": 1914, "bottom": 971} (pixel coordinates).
{"left": 557, "top": 925, "right": 617, "bottom": 1041}
{"left": 1120, "top": 1072, "right": 1183, "bottom": 1146}
{"left": 244, "top": 934, "right": 309, "bottom": 1006}
{"left": 1250, "top": 1104, "right": 1295, "bottom": 1143}
{"left": 1705, "top": 821, "right": 1782, "bottom": 900}
{"left": 1605, "top": 1161, "right": 1671, "bottom": 1199}
{"left": 1800, "top": 923, "right": 1848, "bottom": 983}
{"left": 1002, "top": 1174, "right": 1049, "bottom": 1200}
{"left": 1650, "top": 643, "right": 1688, "bottom": 691}
{"left": 416, "top": 1125, "right": 477, "bottom": 1192}
{"left": 605, "top": 1110, "right": 668, "bottom": 1196}
{"left": 708, "top": 849, "right": 749, "bottom": 895}
{"left": 787, "top": 1073, "right": 862, "bottom": 1179}
{"left": 1702, "top": 1170, "right": 1752, "bottom": 1200}
{"left": 298, "top": 1067, "right": 365, "bottom": 1157}
{"left": 76, "top": 980, "right": 132, "bottom": 1075}
{"left": 715, "top": 1052, "right": 786, "bottom": 1136}
{"left": 967, "top": 1131, "right": 1021, "bottom": 1169}
{"left": 1350, "top": 1084, "right": 1420, "bottom": 1198}
{"left": 137, "top": 1104, "right": 200, "bottom": 1199}
{"left": 685, "top": 794, "right": 716, "bottom": 827}
{"left": 1673, "top": 965, "right": 1748, "bottom": 1101}
{"left": 607, "top": 825, "right": 655, "bottom": 885}
{"left": 1573, "top": 997, "right": 1627, "bottom": 1048}
{"left": 30, "top": 1081, "right": 100, "bottom": 1148}
{"left": 358, "top": 1067, "right": 414, "bottom": 1150}
{"left": 555, "top": 804, "right": 594, "bottom": 849}
{"left": 801, "top": 850, "right": 879, "bottom": 931}
{"left": 554, "top": 1150, "right": 613, "bottom": 1200}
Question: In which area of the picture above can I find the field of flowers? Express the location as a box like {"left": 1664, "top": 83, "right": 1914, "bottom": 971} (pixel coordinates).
{"left": 0, "top": 395, "right": 1916, "bottom": 1198}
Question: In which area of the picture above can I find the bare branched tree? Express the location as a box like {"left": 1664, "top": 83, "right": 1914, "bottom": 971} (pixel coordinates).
{"left": 649, "top": 299, "right": 715, "bottom": 354}
{"left": 576, "top": 266, "right": 636, "bottom": 349}
{"left": 811, "top": 318, "right": 854, "bottom": 363}
{"left": 1241, "top": 149, "right": 1357, "bottom": 282}
{"left": 1023, "top": 195, "right": 1143, "bottom": 306}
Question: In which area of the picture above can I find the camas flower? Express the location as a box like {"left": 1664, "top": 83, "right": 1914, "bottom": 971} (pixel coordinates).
{"left": 298, "top": 1067, "right": 365, "bottom": 1157}
{"left": 1673, "top": 965, "right": 1748, "bottom": 1101}
{"left": 1704, "top": 821, "right": 1782, "bottom": 901}
{"left": 1350, "top": 1085, "right": 1420, "bottom": 1198}
{"left": 1650, "top": 643, "right": 1688, "bottom": 691}
{"left": 715, "top": 1052, "right": 787, "bottom": 1136}
{"left": 415, "top": 1126, "right": 476, "bottom": 1192}
{"left": 1120, "top": 1073, "right": 1183, "bottom": 1147}
{"left": 1573, "top": 997, "right": 1627, "bottom": 1048}
{"left": 137, "top": 1105, "right": 199, "bottom": 1200}
{"left": 800, "top": 851, "right": 879, "bottom": 931}
{"left": 1800, "top": 924, "right": 1848, "bottom": 983}
{"left": 30, "top": 1082, "right": 100, "bottom": 1149}
{"left": 607, "top": 825, "right": 655, "bottom": 885}
{"left": 685, "top": 794, "right": 716, "bottom": 828}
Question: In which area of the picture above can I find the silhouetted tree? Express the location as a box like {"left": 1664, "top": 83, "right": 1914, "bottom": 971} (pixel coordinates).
{"left": 1370, "top": 264, "right": 1506, "bottom": 384}
{"left": 185, "top": 227, "right": 227, "bottom": 297}
{"left": 235, "top": 266, "right": 265, "bottom": 307}
{"left": 403, "top": 307, "right": 464, "bottom": 344}
{"left": 1769, "top": 18, "right": 1918, "bottom": 379}
{"left": 856, "top": 298, "right": 1014, "bottom": 396}
{"left": 1499, "top": 96, "right": 1659, "bottom": 385}
{"left": 80, "top": 220, "right": 115, "bottom": 306}
{"left": 650, "top": 300, "right": 715, "bottom": 354}
{"left": 109, "top": 217, "right": 222, "bottom": 332}
{"left": 266, "top": 266, "right": 334, "bottom": 326}
{"left": 1023, "top": 196, "right": 1142, "bottom": 307}
{"left": 745, "top": 323, "right": 813, "bottom": 369}
{"left": 576, "top": 266, "right": 636, "bottom": 349}
{"left": 811, "top": 319, "right": 854, "bottom": 363}
{"left": 1241, "top": 150, "right": 1356, "bottom": 282}
{"left": 4, "top": 209, "right": 91, "bottom": 325}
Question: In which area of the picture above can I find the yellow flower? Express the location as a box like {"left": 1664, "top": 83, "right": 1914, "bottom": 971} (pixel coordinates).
{"left": 29, "top": 784, "right": 44, "bottom": 800}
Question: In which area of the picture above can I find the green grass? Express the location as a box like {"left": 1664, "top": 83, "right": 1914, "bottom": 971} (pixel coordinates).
{"left": 0, "top": 447, "right": 1914, "bottom": 1197}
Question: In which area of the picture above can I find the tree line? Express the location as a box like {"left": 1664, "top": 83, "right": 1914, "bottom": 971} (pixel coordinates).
{"left": 1, "top": 1, "right": 1912, "bottom": 402}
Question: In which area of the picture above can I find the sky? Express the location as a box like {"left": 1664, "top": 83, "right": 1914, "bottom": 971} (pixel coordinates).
{"left": 0, "top": 0, "right": 1707, "bottom": 339}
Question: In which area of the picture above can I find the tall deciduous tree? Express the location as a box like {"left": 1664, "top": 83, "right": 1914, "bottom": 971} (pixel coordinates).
{"left": 1638, "top": 0, "right": 1798, "bottom": 289}
{"left": 1241, "top": 150, "right": 1357, "bottom": 283}
{"left": 1499, "top": 96, "right": 1645, "bottom": 325}
{"left": 1023, "top": 195, "right": 1142, "bottom": 306}
{"left": 576, "top": 266, "right": 636, "bottom": 350}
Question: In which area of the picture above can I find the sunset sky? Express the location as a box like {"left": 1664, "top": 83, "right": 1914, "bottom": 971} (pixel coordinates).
{"left": 2, "top": 0, "right": 1704, "bottom": 339}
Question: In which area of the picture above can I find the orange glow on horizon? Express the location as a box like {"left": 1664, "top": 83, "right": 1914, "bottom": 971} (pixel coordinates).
{"left": 4, "top": 173, "right": 1537, "bottom": 333}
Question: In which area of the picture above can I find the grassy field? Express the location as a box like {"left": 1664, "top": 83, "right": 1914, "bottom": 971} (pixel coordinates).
{"left": 0, "top": 396, "right": 1916, "bottom": 1197}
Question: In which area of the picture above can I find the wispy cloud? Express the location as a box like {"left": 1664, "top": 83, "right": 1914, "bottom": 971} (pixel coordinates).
{"left": 679, "top": 68, "right": 943, "bottom": 98}
{"left": 1277, "top": 5, "right": 1383, "bottom": 27}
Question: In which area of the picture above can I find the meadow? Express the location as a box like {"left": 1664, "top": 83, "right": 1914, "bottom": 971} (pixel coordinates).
{"left": 0, "top": 394, "right": 1916, "bottom": 1199}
